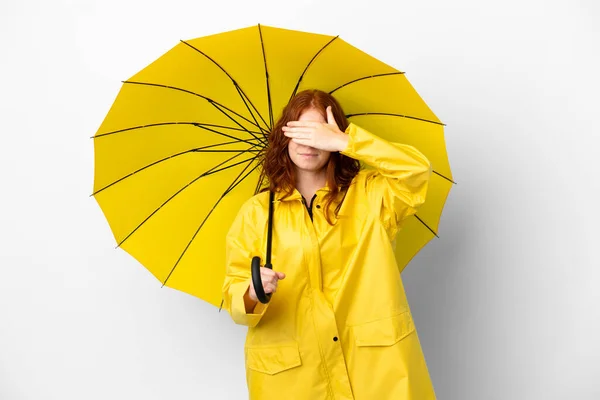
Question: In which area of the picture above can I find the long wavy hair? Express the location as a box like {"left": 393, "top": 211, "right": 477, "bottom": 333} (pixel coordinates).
{"left": 258, "top": 89, "right": 361, "bottom": 224}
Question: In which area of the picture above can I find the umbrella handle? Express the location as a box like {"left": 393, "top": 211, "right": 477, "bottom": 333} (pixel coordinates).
{"left": 251, "top": 256, "right": 272, "bottom": 304}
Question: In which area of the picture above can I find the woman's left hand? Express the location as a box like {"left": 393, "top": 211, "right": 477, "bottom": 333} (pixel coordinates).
{"left": 282, "top": 106, "right": 349, "bottom": 152}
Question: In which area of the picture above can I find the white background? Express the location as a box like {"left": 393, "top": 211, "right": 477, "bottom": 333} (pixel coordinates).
{"left": 1, "top": 0, "right": 599, "bottom": 399}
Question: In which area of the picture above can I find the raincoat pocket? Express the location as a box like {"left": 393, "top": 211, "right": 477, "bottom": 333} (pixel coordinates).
{"left": 353, "top": 310, "right": 415, "bottom": 347}
{"left": 246, "top": 342, "right": 302, "bottom": 375}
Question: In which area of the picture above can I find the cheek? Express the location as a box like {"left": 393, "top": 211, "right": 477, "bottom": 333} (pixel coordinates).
{"left": 319, "top": 152, "right": 332, "bottom": 165}
{"left": 287, "top": 141, "right": 300, "bottom": 163}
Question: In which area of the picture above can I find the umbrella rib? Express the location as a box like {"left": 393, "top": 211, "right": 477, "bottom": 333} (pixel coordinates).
{"left": 328, "top": 72, "right": 405, "bottom": 94}
{"left": 415, "top": 214, "right": 439, "bottom": 238}
{"left": 193, "top": 122, "right": 262, "bottom": 136}
{"left": 113, "top": 143, "right": 261, "bottom": 248}
{"left": 289, "top": 35, "right": 339, "bottom": 102}
{"left": 194, "top": 122, "right": 261, "bottom": 135}
{"left": 222, "top": 161, "right": 262, "bottom": 197}
{"left": 123, "top": 80, "right": 265, "bottom": 140}
{"left": 91, "top": 140, "right": 262, "bottom": 196}
{"left": 162, "top": 158, "right": 262, "bottom": 287}
{"left": 93, "top": 122, "right": 263, "bottom": 139}
{"left": 193, "top": 149, "right": 261, "bottom": 153}
{"left": 232, "top": 84, "right": 266, "bottom": 137}
{"left": 193, "top": 123, "right": 267, "bottom": 147}
{"left": 433, "top": 170, "right": 456, "bottom": 184}
{"left": 258, "top": 24, "right": 274, "bottom": 129}
{"left": 180, "top": 40, "right": 271, "bottom": 133}
{"left": 254, "top": 171, "right": 267, "bottom": 195}
{"left": 206, "top": 98, "right": 267, "bottom": 142}
{"left": 346, "top": 112, "right": 446, "bottom": 126}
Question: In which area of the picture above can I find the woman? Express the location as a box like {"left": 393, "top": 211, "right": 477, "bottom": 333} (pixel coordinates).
{"left": 221, "top": 89, "right": 435, "bottom": 399}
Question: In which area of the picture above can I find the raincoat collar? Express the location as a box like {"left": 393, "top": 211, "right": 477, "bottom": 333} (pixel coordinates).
{"left": 274, "top": 186, "right": 337, "bottom": 202}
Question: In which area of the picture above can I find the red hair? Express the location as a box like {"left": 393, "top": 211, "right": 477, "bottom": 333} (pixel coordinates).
{"left": 258, "top": 89, "right": 361, "bottom": 224}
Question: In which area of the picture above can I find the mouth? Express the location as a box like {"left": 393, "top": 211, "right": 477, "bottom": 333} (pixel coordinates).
{"left": 298, "top": 153, "right": 317, "bottom": 156}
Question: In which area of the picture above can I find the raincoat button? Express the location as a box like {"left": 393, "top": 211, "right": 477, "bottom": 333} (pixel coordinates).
{"left": 333, "top": 336, "right": 338, "bottom": 341}
{"left": 316, "top": 205, "right": 321, "bottom": 208}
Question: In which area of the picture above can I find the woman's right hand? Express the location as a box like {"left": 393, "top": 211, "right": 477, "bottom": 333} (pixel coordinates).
{"left": 248, "top": 267, "right": 286, "bottom": 302}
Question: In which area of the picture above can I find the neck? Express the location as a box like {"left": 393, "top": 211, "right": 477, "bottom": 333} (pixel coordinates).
{"left": 295, "top": 168, "right": 327, "bottom": 200}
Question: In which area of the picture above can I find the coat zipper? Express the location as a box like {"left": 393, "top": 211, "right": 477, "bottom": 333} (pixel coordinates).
{"left": 302, "top": 194, "right": 318, "bottom": 221}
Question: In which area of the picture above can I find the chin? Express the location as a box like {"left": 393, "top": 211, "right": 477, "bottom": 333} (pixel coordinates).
{"left": 297, "top": 162, "right": 327, "bottom": 172}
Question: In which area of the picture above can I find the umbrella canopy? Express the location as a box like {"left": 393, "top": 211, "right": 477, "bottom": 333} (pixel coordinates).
{"left": 92, "top": 24, "right": 453, "bottom": 308}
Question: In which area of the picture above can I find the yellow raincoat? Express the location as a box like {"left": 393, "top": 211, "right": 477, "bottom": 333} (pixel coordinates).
{"left": 221, "top": 123, "right": 436, "bottom": 399}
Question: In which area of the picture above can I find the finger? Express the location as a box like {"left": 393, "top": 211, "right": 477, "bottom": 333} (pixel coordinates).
{"left": 282, "top": 126, "right": 313, "bottom": 133}
{"left": 286, "top": 120, "right": 319, "bottom": 127}
{"left": 326, "top": 106, "right": 336, "bottom": 126}
{"left": 264, "top": 282, "right": 277, "bottom": 294}
{"left": 263, "top": 274, "right": 277, "bottom": 285}
{"left": 283, "top": 132, "right": 311, "bottom": 140}
{"left": 261, "top": 268, "right": 277, "bottom": 278}
{"left": 291, "top": 138, "right": 311, "bottom": 145}
{"left": 283, "top": 131, "right": 313, "bottom": 139}
{"left": 262, "top": 268, "right": 283, "bottom": 283}
{"left": 263, "top": 270, "right": 285, "bottom": 282}
{"left": 261, "top": 266, "right": 275, "bottom": 273}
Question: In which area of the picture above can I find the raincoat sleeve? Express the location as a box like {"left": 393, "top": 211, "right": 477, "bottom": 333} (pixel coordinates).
{"left": 340, "top": 123, "right": 432, "bottom": 238}
{"left": 221, "top": 198, "right": 270, "bottom": 327}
